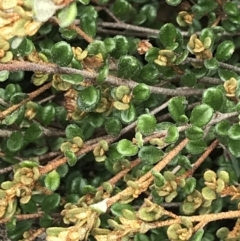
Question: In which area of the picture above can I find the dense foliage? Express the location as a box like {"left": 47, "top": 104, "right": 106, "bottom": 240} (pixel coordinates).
{"left": 1, "top": 0, "right": 240, "bottom": 240}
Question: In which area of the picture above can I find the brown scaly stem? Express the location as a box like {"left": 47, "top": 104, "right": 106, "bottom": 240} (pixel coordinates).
{"left": 69, "top": 24, "right": 94, "bottom": 43}
{"left": 180, "top": 139, "right": 219, "bottom": 179}
{"left": 0, "top": 212, "right": 44, "bottom": 224}
{"left": 23, "top": 228, "right": 46, "bottom": 241}
{"left": 0, "top": 61, "right": 204, "bottom": 96}
{"left": 106, "top": 138, "right": 189, "bottom": 207}
{"left": 0, "top": 81, "right": 52, "bottom": 120}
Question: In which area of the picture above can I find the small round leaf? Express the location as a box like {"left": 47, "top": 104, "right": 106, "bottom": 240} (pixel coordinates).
{"left": 137, "top": 114, "right": 157, "bottom": 135}
{"left": 44, "top": 170, "right": 60, "bottom": 191}
{"left": 116, "top": 139, "right": 138, "bottom": 156}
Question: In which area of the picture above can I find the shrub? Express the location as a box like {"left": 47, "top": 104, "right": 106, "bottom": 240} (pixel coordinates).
{"left": 1, "top": 0, "right": 240, "bottom": 241}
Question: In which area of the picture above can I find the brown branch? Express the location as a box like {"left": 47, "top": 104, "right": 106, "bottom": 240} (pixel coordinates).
{"left": 0, "top": 81, "right": 52, "bottom": 120}
{"left": 180, "top": 139, "right": 219, "bottom": 179}
{"left": 0, "top": 212, "right": 44, "bottom": 224}
{"left": 69, "top": 24, "right": 93, "bottom": 43}
{"left": 0, "top": 61, "right": 204, "bottom": 96}
{"left": 106, "top": 138, "right": 189, "bottom": 207}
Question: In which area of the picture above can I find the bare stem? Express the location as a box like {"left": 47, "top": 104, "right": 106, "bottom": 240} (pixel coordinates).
{"left": 0, "top": 61, "right": 204, "bottom": 96}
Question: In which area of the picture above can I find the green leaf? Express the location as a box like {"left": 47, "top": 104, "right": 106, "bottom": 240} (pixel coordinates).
{"left": 215, "top": 120, "right": 231, "bottom": 136}
{"left": 139, "top": 63, "right": 159, "bottom": 84}
{"left": 96, "top": 64, "right": 109, "bottom": 83}
{"left": 180, "top": 73, "right": 197, "bottom": 87}
{"left": 228, "top": 124, "right": 240, "bottom": 140}
{"left": 105, "top": 117, "right": 122, "bottom": 136}
{"left": 133, "top": 84, "right": 150, "bottom": 101}
{"left": 189, "top": 229, "right": 204, "bottom": 241}
{"left": 111, "top": 202, "right": 135, "bottom": 217}
{"left": 204, "top": 58, "right": 219, "bottom": 70}
{"left": 223, "top": 2, "right": 239, "bottom": 16}
{"left": 165, "top": 0, "right": 182, "bottom": 7}
{"left": 10, "top": 93, "right": 28, "bottom": 104}
{"left": 57, "top": 2, "right": 77, "bottom": 28}
{"left": 134, "top": 233, "right": 150, "bottom": 241}
{"left": 138, "top": 146, "right": 164, "bottom": 164}
{"left": 202, "top": 87, "right": 224, "bottom": 111}
{"left": 51, "top": 41, "right": 73, "bottom": 66}
{"left": 184, "top": 177, "right": 196, "bottom": 194}
{"left": 165, "top": 125, "right": 179, "bottom": 143}
{"left": 185, "top": 126, "right": 204, "bottom": 140}
{"left": 65, "top": 150, "right": 77, "bottom": 166}
{"left": 78, "top": 0, "right": 90, "bottom": 4}
{"left": 17, "top": 38, "right": 34, "bottom": 57}
{"left": 186, "top": 140, "right": 207, "bottom": 154}
{"left": 190, "top": 104, "right": 214, "bottom": 127}
{"left": 80, "top": 13, "right": 97, "bottom": 38}
{"left": 137, "top": 114, "right": 157, "bottom": 135}
{"left": 44, "top": 170, "right": 60, "bottom": 191}
{"left": 159, "top": 23, "right": 178, "bottom": 50}
{"left": 112, "top": 0, "right": 134, "bottom": 21}
{"left": 7, "top": 131, "right": 24, "bottom": 152}
{"left": 118, "top": 55, "right": 141, "bottom": 79}
{"left": 121, "top": 103, "right": 136, "bottom": 123}
{"left": 40, "top": 105, "right": 55, "bottom": 126}
{"left": 111, "top": 36, "right": 129, "bottom": 59}
{"left": 60, "top": 73, "right": 83, "bottom": 84}
{"left": 0, "top": 70, "right": 9, "bottom": 82}
{"left": 152, "top": 170, "right": 165, "bottom": 187}
{"left": 56, "top": 164, "right": 69, "bottom": 177}
{"left": 145, "top": 47, "right": 159, "bottom": 63}
{"left": 218, "top": 68, "right": 238, "bottom": 81}
{"left": 228, "top": 139, "right": 240, "bottom": 157}
{"left": 168, "top": 96, "right": 186, "bottom": 122}
{"left": 77, "top": 86, "right": 101, "bottom": 111}
{"left": 41, "top": 193, "right": 61, "bottom": 213}
{"left": 202, "top": 186, "right": 216, "bottom": 200}
{"left": 215, "top": 40, "right": 235, "bottom": 62}
{"left": 116, "top": 139, "right": 138, "bottom": 156}
{"left": 104, "top": 38, "right": 116, "bottom": 53}
{"left": 24, "top": 123, "right": 43, "bottom": 142}
{"left": 39, "top": 214, "right": 53, "bottom": 228}
{"left": 65, "top": 124, "right": 84, "bottom": 140}
{"left": 87, "top": 40, "right": 107, "bottom": 58}
{"left": 59, "top": 28, "right": 77, "bottom": 40}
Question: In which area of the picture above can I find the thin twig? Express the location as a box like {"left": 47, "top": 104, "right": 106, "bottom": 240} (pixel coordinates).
{"left": 0, "top": 61, "right": 204, "bottom": 96}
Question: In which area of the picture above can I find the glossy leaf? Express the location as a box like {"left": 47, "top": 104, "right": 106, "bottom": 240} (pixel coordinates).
{"left": 60, "top": 73, "right": 83, "bottom": 84}
{"left": 111, "top": 35, "right": 129, "bottom": 59}
{"left": 190, "top": 104, "right": 214, "bottom": 127}
{"left": 228, "top": 139, "right": 240, "bottom": 157}
{"left": 7, "top": 131, "right": 24, "bottom": 152}
{"left": 180, "top": 73, "right": 196, "bottom": 87}
{"left": 121, "top": 103, "right": 136, "bottom": 123}
{"left": 111, "top": 202, "right": 135, "bottom": 217}
{"left": 44, "top": 170, "right": 60, "bottom": 191}
{"left": 77, "top": 86, "right": 101, "bottom": 111}
{"left": 223, "top": 2, "right": 239, "bottom": 16}
{"left": 118, "top": 55, "right": 141, "bottom": 78}
{"left": 40, "top": 105, "right": 55, "bottom": 126}
{"left": 165, "top": 0, "right": 182, "bottom": 6}
{"left": 51, "top": 41, "right": 73, "bottom": 66}
{"left": 24, "top": 123, "right": 43, "bottom": 142}
{"left": 65, "top": 150, "right": 77, "bottom": 166}
{"left": 204, "top": 58, "right": 219, "bottom": 70}
{"left": 202, "top": 87, "right": 224, "bottom": 111}
{"left": 218, "top": 68, "right": 237, "bottom": 81}
{"left": 185, "top": 126, "right": 204, "bottom": 140}
{"left": 138, "top": 146, "right": 164, "bottom": 164}
{"left": 105, "top": 117, "right": 122, "bottom": 136}
{"left": 116, "top": 139, "right": 138, "bottom": 156}
{"left": 80, "top": 14, "right": 97, "bottom": 38}
{"left": 186, "top": 140, "right": 207, "bottom": 154}
{"left": 133, "top": 84, "right": 150, "bottom": 101}
{"left": 159, "top": 23, "right": 178, "bottom": 50}
{"left": 228, "top": 124, "right": 240, "bottom": 140}
{"left": 215, "top": 40, "right": 235, "bottom": 62}
{"left": 0, "top": 70, "right": 9, "bottom": 82}
{"left": 41, "top": 193, "right": 61, "bottom": 213}
{"left": 137, "top": 114, "right": 157, "bottom": 135}
{"left": 215, "top": 120, "right": 231, "bottom": 136}
{"left": 65, "top": 124, "right": 84, "bottom": 140}
{"left": 165, "top": 125, "right": 179, "bottom": 143}
{"left": 57, "top": 2, "right": 77, "bottom": 28}
{"left": 168, "top": 96, "right": 186, "bottom": 122}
